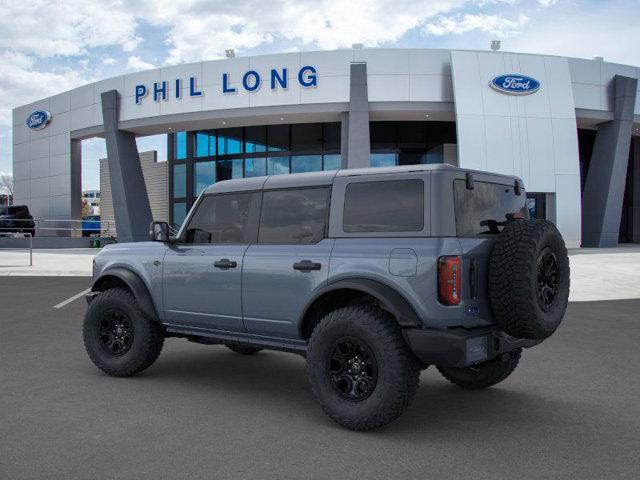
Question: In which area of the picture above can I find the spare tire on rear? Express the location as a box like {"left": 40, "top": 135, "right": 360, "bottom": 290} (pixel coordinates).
{"left": 488, "top": 219, "right": 570, "bottom": 340}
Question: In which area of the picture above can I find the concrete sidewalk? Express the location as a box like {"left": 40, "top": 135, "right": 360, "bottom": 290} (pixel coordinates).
{"left": 0, "top": 245, "right": 639, "bottom": 301}
{"left": 0, "top": 248, "right": 95, "bottom": 276}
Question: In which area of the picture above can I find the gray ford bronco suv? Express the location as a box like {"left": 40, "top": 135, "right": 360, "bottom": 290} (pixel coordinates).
{"left": 84, "top": 164, "right": 570, "bottom": 431}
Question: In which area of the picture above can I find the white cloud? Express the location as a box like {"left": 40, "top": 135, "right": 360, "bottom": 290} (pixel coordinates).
{"left": 507, "top": 10, "right": 640, "bottom": 66}
{"left": 424, "top": 13, "right": 529, "bottom": 36}
{"left": 102, "top": 57, "right": 116, "bottom": 65}
{"left": 126, "top": 56, "right": 156, "bottom": 72}
{"left": 134, "top": 0, "right": 465, "bottom": 64}
{"left": 0, "top": 51, "right": 87, "bottom": 125}
{"left": 0, "top": 0, "right": 141, "bottom": 57}
{"left": 538, "top": 0, "right": 558, "bottom": 7}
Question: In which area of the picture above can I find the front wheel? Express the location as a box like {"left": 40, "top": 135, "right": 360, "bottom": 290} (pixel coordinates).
{"left": 306, "top": 305, "right": 420, "bottom": 431}
{"left": 83, "top": 288, "right": 164, "bottom": 377}
{"left": 437, "top": 348, "right": 522, "bottom": 390}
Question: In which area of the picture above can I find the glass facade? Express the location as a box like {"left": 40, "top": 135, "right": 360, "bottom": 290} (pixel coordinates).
{"left": 168, "top": 120, "right": 456, "bottom": 228}
{"left": 168, "top": 122, "right": 342, "bottom": 228}
{"left": 369, "top": 121, "right": 457, "bottom": 166}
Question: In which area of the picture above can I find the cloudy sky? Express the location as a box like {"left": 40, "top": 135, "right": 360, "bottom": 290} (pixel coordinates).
{"left": 1, "top": 0, "right": 638, "bottom": 190}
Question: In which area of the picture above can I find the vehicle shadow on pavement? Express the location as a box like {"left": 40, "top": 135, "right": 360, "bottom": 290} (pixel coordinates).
{"left": 91, "top": 342, "right": 608, "bottom": 438}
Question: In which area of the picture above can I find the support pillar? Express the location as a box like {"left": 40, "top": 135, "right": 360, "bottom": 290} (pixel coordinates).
{"left": 582, "top": 75, "right": 638, "bottom": 247}
{"left": 633, "top": 139, "right": 640, "bottom": 243}
{"left": 344, "top": 63, "right": 370, "bottom": 169}
{"left": 101, "top": 90, "right": 153, "bottom": 242}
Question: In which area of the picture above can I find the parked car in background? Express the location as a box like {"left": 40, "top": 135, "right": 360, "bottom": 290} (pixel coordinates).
{"left": 0, "top": 205, "right": 35, "bottom": 236}
{"left": 82, "top": 215, "right": 101, "bottom": 237}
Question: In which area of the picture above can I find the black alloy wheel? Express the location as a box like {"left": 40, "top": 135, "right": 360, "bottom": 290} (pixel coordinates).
{"left": 328, "top": 337, "right": 378, "bottom": 401}
{"left": 98, "top": 310, "right": 134, "bottom": 356}
{"left": 537, "top": 247, "right": 559, "bottom": 311}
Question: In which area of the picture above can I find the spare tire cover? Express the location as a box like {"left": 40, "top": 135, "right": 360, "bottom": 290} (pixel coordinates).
{"left": 488, "top": 219, "right": 570, "bottom": 340}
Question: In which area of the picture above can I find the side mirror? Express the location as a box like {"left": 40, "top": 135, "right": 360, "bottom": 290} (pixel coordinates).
{"left": 150, "top": 221, "right": 170, "bottom": 242}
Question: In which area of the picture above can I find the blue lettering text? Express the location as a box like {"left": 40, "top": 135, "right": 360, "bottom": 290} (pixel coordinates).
{"left": 242, "top": 71, "right": 261, "bottom": 92}
{"left": 222, "top": 73, "right": 236, "bottom": 93}
{"left": 189, "top": 76, "right": 202, "bottom": 97}
{"left": 135, "top": 85, "right": 147, "bottom": 104}
{"left": 298, "top": 66, "right": 317, "bottom": 87}
{"left": 153, "top": 81, "right": 167, "bottom": 102}
{"left": 270, "top": 68, "right": 287, "bottom": 90}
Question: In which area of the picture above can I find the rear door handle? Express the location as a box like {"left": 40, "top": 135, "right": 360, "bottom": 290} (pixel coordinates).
{"left": 214, "top": 258, "right": 237, "bottom": 269}
{"left": 293, "top": 260, "right": 321, "bottom": 271}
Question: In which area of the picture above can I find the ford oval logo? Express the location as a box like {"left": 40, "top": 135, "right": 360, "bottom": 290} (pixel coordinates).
{"left": 26, "top": 110, "right": 51, "bottom": 130}
{"left": 490, "top": 74, "right": 540, "bottom": 95}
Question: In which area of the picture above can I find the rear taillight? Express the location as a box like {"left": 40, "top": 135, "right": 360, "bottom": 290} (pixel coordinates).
{"left": 438, "top": 256, "right": 461, "bottom": 306}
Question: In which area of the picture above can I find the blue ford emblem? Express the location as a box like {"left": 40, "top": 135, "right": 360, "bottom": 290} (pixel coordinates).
{"left": 490, "top": 74, "right": 540, "bottom": 95}
{"left": 26, "top": 110, "right": 51, "bottom": 130}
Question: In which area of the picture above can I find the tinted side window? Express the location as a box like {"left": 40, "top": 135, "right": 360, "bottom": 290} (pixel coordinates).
{"left": 259, "top": 188, "right": 329, "bottom": 244}
{"left": 343, "top": 179, "right": 424, "bottom": 233}
{"left": 453, "top": 180, "right": 529, "bottom": 236}
{"left": 183, "top": 193, "right": 253, "bottom": 244}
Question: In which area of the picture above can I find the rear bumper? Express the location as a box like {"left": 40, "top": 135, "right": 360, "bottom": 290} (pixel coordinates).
{"left": 403, "top": 326, "right": 541, "bottom": 368}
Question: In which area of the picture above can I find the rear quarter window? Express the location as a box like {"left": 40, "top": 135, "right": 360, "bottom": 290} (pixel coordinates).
{"left": 453, "top": 179, "right": 529, "bottom": 236}
{"left": 343, "top": 179, "right": 424, "bottom": 233}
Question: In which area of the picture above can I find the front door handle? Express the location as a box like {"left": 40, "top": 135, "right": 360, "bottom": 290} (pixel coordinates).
{"left": 293, "top": 260, "right": 321, "bottom": 271}
{"left": 214, "top": 258, "right": 237, "bottom": 269}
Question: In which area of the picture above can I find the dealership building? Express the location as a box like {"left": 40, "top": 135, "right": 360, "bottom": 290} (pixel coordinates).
{"left": 11, "top": 48, "right": 640, "bottom": 247}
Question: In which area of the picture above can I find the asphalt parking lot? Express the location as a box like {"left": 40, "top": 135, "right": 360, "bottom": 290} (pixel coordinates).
{"left": 1, "top": 277, "right": 639, "bottom": 479}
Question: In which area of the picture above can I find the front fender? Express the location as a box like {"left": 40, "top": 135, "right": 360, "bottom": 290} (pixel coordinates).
{"left": 92, "top": 267, "right": 159, "bottom": 322}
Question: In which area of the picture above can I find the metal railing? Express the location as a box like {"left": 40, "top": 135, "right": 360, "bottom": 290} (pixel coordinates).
{"left": 0, "top": 232, "right": 33, "bottom": 266}
{"left": 0, "top": 218, "right": 117, "bottom": 238}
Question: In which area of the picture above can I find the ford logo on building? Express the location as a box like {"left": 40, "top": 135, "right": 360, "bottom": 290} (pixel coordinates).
{"left": 490, "top": 74, "right": 540, "bottom": 95}
{"left": 26, "top": 110, "right": 52, "bottom": 130}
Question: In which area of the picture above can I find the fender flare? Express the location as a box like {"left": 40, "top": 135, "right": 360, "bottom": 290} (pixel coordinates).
{"left": 299, "top": 278, "right": 422, "bottom": 328}
{"left": 92, "top": 267, "right": 159, "bottom": 322}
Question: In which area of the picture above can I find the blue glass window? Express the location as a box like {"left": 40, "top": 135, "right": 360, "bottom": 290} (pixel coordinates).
{"left": 245, "top": 158, "right": 267, "bottom": 177}
{"left": 267, "top": 157, "right": 290, "bottom": 175}
{"left": 323, "top": 154, "right": 341, "bottom": 171}
{"left": 217, "top": 159, "right": 243, "bottom": 181}
{"left": 174, "top": 131, "right": 187, "bottom": 160}
{"left": 370, "top": 153, "right": 397, "bottom": 168}
{"left": 291, "top": 155, "right": 322, "bottom": 173}
{"left": 245, "top": 126, "right": 267, "bottom": 153}
{"left": 195, "top": 131, "right": 215, "bottom": 157}
{"left": 194, "top": 161, "right": 216, "bottom": 196}
{"left": 173, "top": 163, "right": 186, "bottom": 197}
{"left": 217, "top": 128, "right": 243, "bottom": 155}
{"left": 172, "top": 202, "right": 187, "bottom": 231}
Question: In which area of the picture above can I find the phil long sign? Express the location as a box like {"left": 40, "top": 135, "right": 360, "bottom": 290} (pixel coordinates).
{"left": 135, "top": 66, "right": 318, "bottom": 105}
{"left": 490, "top": 74, "right": 540, "bottom": 95}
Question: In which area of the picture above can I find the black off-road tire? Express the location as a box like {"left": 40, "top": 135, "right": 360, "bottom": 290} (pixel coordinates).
{"left": 437, "top": 348, "right": 522, "bottom": 390}
{"left": 306, "top": 305, "right": 420, "bottom": 431}
{"left": 83, "top": 288, "right": 164, "bottom": 377}
{"left": 226, "top": 344, "right": 263, "bottom": 355}
{"left": 489, "top": 219, "right": 570, "bottom": 340}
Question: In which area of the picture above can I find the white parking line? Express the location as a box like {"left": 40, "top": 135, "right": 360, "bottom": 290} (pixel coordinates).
{"left": 53, "top": 288, "right": 91, "bottom": 309}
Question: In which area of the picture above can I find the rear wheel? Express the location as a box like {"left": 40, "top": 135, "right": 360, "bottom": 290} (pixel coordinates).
{"left": 437, "top": 349, "right": 521, "bottom": 390}
{"left": 306, "top": 304, "right": 420, "bottom": 431}
{"left": 226, "top": 344, "right": 263, "bottom": 355}
{"left": 83, "top": 288, "right": 164, "bottom": 376}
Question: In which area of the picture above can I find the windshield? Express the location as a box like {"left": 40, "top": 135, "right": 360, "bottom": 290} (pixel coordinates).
{"left": 453, "top": 179, "right": 529, "bottom": 236}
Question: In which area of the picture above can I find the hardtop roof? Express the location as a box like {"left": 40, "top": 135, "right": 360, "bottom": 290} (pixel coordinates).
{"left": 202, "top": 163, "right": 520, "bottom": 194}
